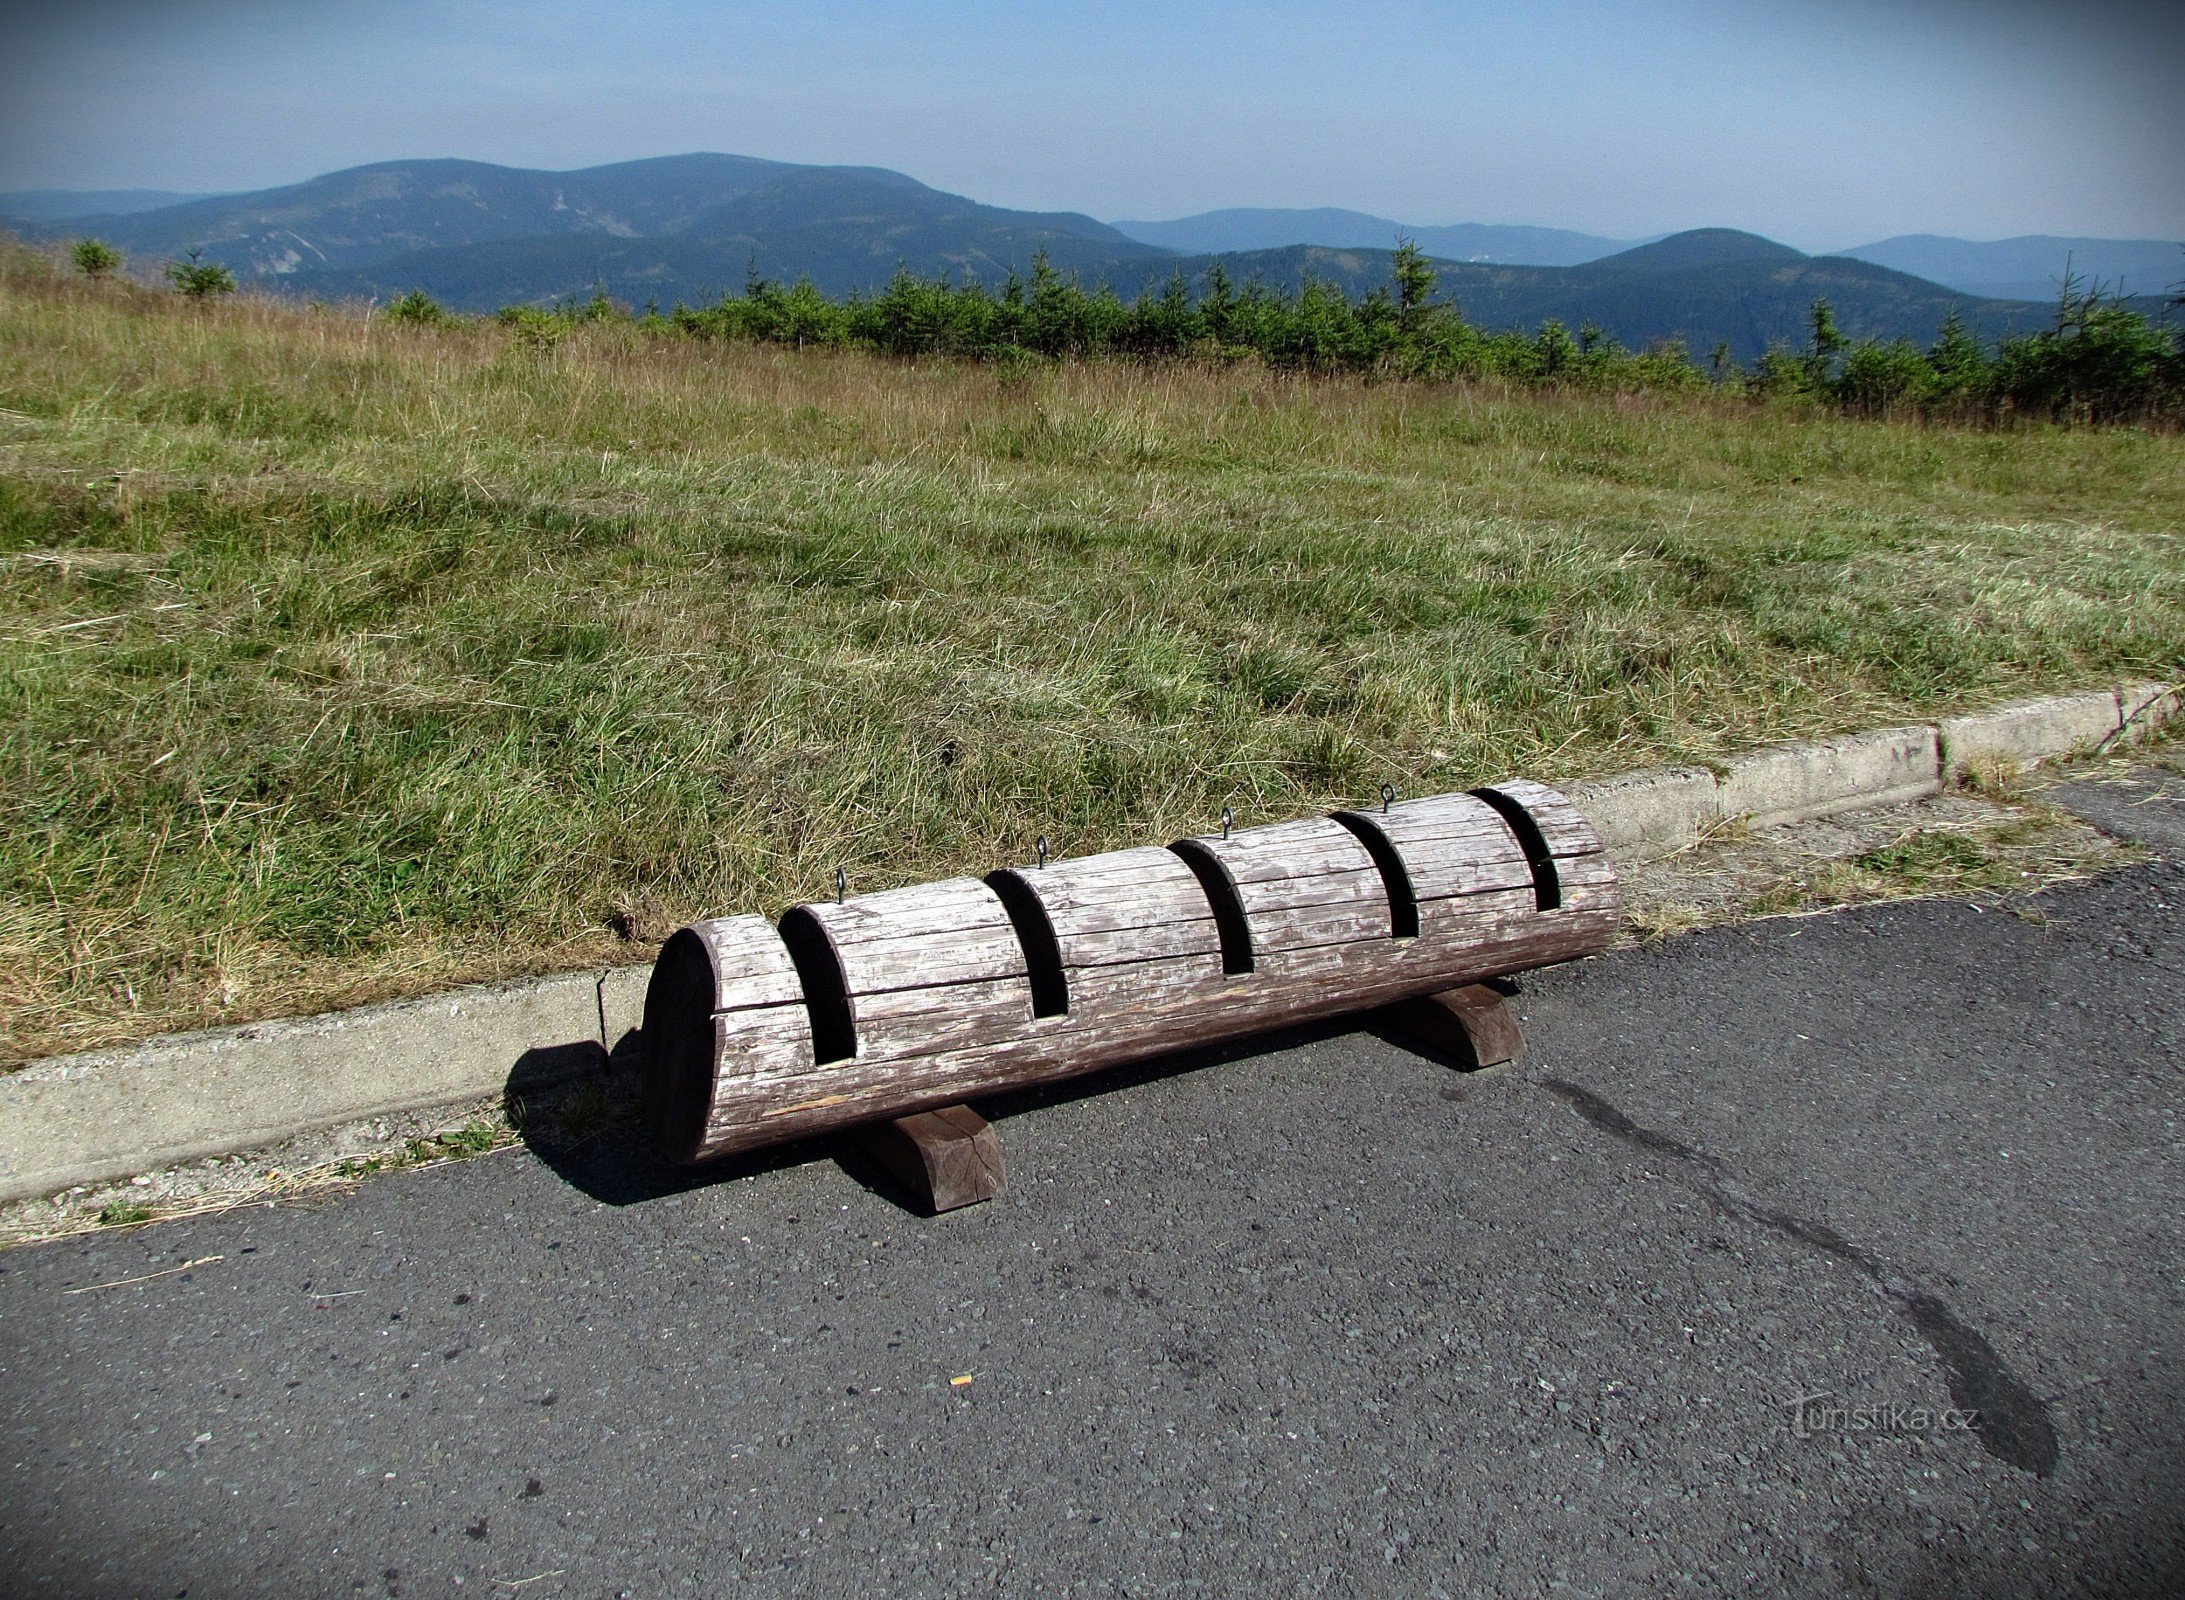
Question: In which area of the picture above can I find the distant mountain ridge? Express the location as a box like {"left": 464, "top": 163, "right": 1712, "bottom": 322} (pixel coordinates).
{"left": 260, "top": 163, "right": 1159, "bottom": 305}
{"left": 1108, "top": 207, "right": 1636, "bottom": 266}
{"left": 0, "top": 188, "right": 213, "bottom": 220}
{"left": 1830, "top": 233, "right": 2183, "bottom": 304}
{"left": 1102, "top": 231, "right": 2076, "bottom": 362}
{"left": 4, "top": 154, "right": 1161, "bottom": 302}
{"left": 7, "top": 154, "right": 2167, "bottom": 364}
{"left": 2, "top": 155, "right": 966, "bottom": 278}
{"left": 1113, "top": 210, "right": 2184, "bottom": 305}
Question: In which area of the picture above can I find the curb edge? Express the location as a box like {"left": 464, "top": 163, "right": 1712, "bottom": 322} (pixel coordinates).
{"left": 3, "top": 681, "right": 2172, "bottom": 1203}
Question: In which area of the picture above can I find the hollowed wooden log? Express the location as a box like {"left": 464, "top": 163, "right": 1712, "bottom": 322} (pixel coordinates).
{"left": 642, "top": 781, "right": 1621, "bottom": 1162}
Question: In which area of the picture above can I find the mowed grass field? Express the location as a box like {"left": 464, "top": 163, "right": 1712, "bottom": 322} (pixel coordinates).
{"left": 3, "top": 252, "right": 2181, "bottom": 1062}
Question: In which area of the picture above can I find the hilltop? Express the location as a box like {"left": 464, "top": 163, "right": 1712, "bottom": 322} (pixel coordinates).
{"left": 5, "top": 154, "right": 1165, "bottom": 297}
{"left": 278, "top": 167, "right": 1165, "bottom": 304}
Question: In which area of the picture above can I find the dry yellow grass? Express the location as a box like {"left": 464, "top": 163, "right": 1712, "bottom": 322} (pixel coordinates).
{"left": 3, "top": 252, "right": 2180, "bottom": 1062}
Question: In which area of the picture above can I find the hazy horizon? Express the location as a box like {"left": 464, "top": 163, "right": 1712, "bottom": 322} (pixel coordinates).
{"left": 3, "top": 0, "right": 2179, "bottom": 252}
{"left": 15, "top": 158, "right": 2181, "bottom": 258}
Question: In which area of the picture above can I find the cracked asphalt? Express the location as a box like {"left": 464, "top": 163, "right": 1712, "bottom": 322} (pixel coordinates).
{"left": 2, "top": 775, "right": 2179, "bottom": 1598}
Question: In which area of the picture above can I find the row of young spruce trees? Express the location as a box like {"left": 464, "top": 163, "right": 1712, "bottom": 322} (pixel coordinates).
{"left": 303, "top": 237, "right": 2185, "bottom": 425}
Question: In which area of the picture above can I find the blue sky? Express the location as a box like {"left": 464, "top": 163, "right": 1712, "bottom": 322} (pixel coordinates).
{"left": 2, "top": 0, "right": 2178, "bottom": 247}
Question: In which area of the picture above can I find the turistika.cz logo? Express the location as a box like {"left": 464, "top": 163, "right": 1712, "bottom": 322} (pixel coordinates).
{"left": 1785, "top": 1389, "right": 1980, "bottom": 1439}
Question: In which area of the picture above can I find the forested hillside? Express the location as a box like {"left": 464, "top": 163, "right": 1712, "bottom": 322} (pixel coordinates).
{"left": 1098, "top": 233, "right": 2077, "bottom": 362}
{"left": 23, "top": 154, "right": 2157, "bottom": 360}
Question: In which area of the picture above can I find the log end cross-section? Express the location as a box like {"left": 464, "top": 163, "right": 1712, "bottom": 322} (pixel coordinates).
{"left": 642, "top": 915, "right": 814, "bottom": 1163}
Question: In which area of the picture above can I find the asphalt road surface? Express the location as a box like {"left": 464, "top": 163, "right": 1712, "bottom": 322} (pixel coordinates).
{"left": 3, "top": 778, "right": 2180, "bottom": 1598}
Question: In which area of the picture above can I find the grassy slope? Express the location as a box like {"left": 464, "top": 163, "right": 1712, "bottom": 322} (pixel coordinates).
{"left": 2, "top": 256, "right": 2180, "bottom": 1062}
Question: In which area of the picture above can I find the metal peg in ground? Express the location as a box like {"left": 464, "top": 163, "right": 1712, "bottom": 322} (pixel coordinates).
{"left": 641, "top": 781, "right": 1620, "bottom": 1164}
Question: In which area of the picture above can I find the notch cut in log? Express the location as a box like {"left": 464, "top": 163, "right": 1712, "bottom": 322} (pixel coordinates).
{"left": 853, "top": 1105, "right": 1004, "bottom": 1213}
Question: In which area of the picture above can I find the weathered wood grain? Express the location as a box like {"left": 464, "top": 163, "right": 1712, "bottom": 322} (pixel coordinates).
{"left": 687, "top": 916, "right": 1626, "bottom": 1156}
{"left": 1343, "top": 795, "right": 1537, "bottom": 901}
{"left": 713, "top": 1009, "right": 817, "bottom": 1081}
{"left": 691, "top": 913, "right": 1605, "bottom": 1154}
{"left": 1413, "top": 884, "right": 1539, "bottom": 939}
{"left": 1357, "top": 794, "right": 1511, "bottom": 843}
{"left": 1554, "top": 851, "right": 1619, "bottom": 892}
{"left": 846, "top": 985, "right": 1029, "bottom": 1058}
{"left": 1478, "top": 778, "right": 1605, "bottom": 858}
{"left": 1000, "top": 844, "right": 1196, "bottom": 891}
{"left": 991, "top": 848, "right": 1216, "bottom": 947}
{"left": 999, "top": 878, "right": 1210, "bottom": 930}
{"left": 769, "top": 878, "right": 1041, "bottom": 1076}
{"left": 805, "top": 878, "right": 1019, "bottom": 943}
{"left": 654, "top": 782, "right": 1624, "bottom": 1161}
{"left": 1240, "top": 892, "right": 1403, "bottom": 953}
{"left": 848, "top": 976, "right": 1035, "bottom": 1062}
{"left": 1000, "top": 852, "right": 1202, "bottom": 908}
{"left": 991, "top": 850, "right": 1238, "bottom": 1038}
{"left": 1047, "top": 918, "right": 1224, "bottom": 967}
{"left": 1182, "top": 818, "right": 1396, "bottom": 958}
{"left": 817, "top": 922, "right": 1030, "bottom": 992}
{"left": 1180, "top": 818, "right": 1386, "bottom": 884}
{"left": 690, "top": 915, "right": 808, "bottom": 1013}
{"left": 797, "top": 881, "right": 1028, "bottom": 999}
{"left": 1060, "top": 958, "right": 1242, "bottom": 1014}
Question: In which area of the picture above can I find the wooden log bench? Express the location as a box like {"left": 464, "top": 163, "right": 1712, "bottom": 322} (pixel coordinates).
{"left": 642, "top": 781, "right": 1619, "bottom": 1208}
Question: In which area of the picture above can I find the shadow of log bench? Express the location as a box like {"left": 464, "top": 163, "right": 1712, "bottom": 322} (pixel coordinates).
{"left": 642, "top": 780, "right": 1618, "bottom": 1210}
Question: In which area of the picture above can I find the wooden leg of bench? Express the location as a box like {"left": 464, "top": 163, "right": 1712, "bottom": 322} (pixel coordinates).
{"left": 1382, "top": 982, "right": 1526, "bottom": 1073}
{"left": 854, "top": 1104, "right": 1005, "bottom": 1213}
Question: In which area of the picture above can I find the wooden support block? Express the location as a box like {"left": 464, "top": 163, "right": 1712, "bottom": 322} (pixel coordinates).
{"left": 1381, "top": 982, "right": 1526, "bottom": 1072}
{"left": 853, "top": 1104, "right": 1004, "bottom": 1213}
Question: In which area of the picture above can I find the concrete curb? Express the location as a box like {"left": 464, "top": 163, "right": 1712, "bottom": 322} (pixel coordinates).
{"left": 1940, "top": 691, "right": 2119, "bottom": 781}
{"left": 1568, "top": 683, "right": 2171, "bottom": 864}
{"left": 1, "top": 966, "right": 649, "bottom": 1204}
{"left": 2, "top": 681, "right": 2172, "bottom": 1203}
{"left": 1719, "top": 724, "right": 1940, "bottom": 826}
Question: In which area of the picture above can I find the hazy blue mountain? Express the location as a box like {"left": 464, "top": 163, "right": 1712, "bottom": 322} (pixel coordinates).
{"left": 1110, "top": 206, "right": 1632, "bottom": 265}
{"left": 2, "top": 154, "right": 944, "bottom": 278}
{"left": 1833, "top": 234, "right": 2184, "bottom": 304}
{"left": 279, "top": 166, "right": 1167, "bottom": 307}
{"left": 1580, "top": 228, "right": 1804, "bottom": 273}
{"left": 1107, "top": 230, "right": 2068, "bottom": 362}
{"left": 0, "top": 188, "right": 213, "bottom": 221}
{"left": 24, "top": 153, "right": 2145, "bottom": 362}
